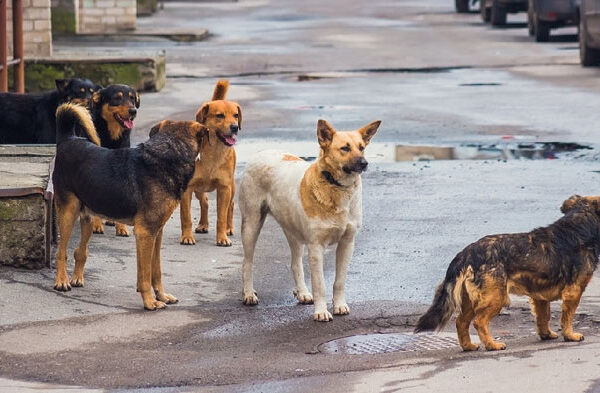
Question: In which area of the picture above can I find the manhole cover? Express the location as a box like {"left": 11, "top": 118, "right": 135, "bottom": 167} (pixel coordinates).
{"left": 318, "top": 333, "right": 458, "bottom": 355}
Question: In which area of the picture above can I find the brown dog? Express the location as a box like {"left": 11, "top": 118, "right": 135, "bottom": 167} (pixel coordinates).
{"left": 152, "top": 80, "right": 240, "bottom": 246}
{"left": 52, "top": 103, "right": 207, "bottom": 310}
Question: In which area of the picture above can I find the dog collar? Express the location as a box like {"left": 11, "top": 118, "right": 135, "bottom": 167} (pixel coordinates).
{"left": 321, "top": 171, "right": 345, "bottom": 188}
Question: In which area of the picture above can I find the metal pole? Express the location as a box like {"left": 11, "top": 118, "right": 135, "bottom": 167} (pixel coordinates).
{"left": 12, "top": 0, "right": 23, "bottom": 93}
{"left": 0, "top": 0, "right": 8, "bottom": 92}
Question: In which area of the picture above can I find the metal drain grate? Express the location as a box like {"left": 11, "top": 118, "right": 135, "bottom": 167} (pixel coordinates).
{"left": 318, "top": 333, "right": 458, "bottom": 355}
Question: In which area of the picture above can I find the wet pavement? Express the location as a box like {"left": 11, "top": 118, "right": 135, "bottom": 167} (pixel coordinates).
{"left": 3, "top": 0, "right": 600, "bottom": 391}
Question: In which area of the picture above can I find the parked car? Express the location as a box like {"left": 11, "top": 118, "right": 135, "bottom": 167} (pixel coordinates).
{"left": 455, "top": 0, "right": 479, "bottom": 13}
{"left": 527, "top": 0, "right": 578, "bottom": 42}
{"left": 579, "top": 0, "right": 600, "bottom": 65}
{"left": 481, "top": 0, "right": 529, "bottom": 26}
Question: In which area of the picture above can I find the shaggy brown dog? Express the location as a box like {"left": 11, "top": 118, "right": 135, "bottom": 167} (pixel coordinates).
{"left": 52, "top": 103, "right": 207, "bottom": 310}
{"left": 152, "top": 80, "right": 240, "bottom": 246}
{"left": 415, "top": 195, "right": 600, "bottom": 351}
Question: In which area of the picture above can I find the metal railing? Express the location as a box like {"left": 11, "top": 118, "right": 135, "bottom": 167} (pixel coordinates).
{"left": 0, "top": 0, "right": 24, "bottom": 93}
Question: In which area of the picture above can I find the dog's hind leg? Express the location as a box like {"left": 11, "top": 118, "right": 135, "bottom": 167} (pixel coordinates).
{"left": 283, "top": 230, "right": 311, "bottom": 304}
{"left": 560, "top": 278, "right": 591, "bottom": 342}
{"left": 216, "top": 184, "right": 233, "bottom": 246}
{"left": 70, "top": 215, "right": 93, "bottom": 288}
{"left": 227, "top": 181, "right": 235, "bottom": 236}
{"left": 308, "top": 244, "right": 332, "bottom": 322}
{"left": 54, "top": 194, "right": 81, "bottom": 291}
{"left": 471, "top": 277, "right": 508, "bottom": 350}
{"left": 241, "top": 202, "right": 267, "bottom": 306}
{"left": 456, "top": 288, "right": 479, "bottom": 351}
{"left": 195, "top": 191, "right": 209, "bottom": 234}
{"left": 529, "top": 298, "right": 558, "bottom": 340}
{"left": 152, "top": 228, "right": 178, "bottom": 305}
{"left": 180, "top": 188, "right": 196, "bottom": 245}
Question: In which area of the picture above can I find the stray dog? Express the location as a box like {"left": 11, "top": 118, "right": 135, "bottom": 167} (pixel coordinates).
{"left": 415, "top": 195, "right": 600, "bottom": 351}
{"left": 152, "top": 80, "right": 239, "bottom": 246}
{"left": 52, "top": 103, "right": 207, "bottom": 310}
{"left": 239, "top": 119, "right": 381, "bottom": 321}
{"left": 0, "top": 78, "right": 100, "bottom": 144}
{"left": 88, "top": 84, "right": 140, "bottom": 237}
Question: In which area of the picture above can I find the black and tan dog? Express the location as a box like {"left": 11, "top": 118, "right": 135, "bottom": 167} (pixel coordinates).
{"left": 88, "top": 84, "right": 140, "bottom": 237}
{"left": 0, "top": 78, "right": 100, "bottom": 144}
{"left": 52, "top": 103, "right": 207, "bottom": 310}
{"left": 415, "top": 195, "right": 600, "bottom": 351}
{"left": 152, "top": 80, "right": 240, "bottom": 246}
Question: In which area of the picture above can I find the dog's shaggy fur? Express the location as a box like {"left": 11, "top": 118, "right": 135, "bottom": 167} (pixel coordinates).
{"left": 415, "top": 195, "right": 600, "bottom": 351}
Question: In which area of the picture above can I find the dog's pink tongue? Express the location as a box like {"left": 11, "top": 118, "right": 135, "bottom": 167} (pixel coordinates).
{"left": 225, "top": 135, "right": 237, "bottom": 145}
{"left": 124, "top": 119, "right": 134, "bottom": 129}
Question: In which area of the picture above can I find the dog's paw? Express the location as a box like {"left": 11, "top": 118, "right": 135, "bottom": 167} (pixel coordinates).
{"left": 540, "top": 331, "right": 559, "bottom": 340}
{"left": 333, "top": 303, "right": 350, "bottom": 315}
{"left": 227, "top": 229, "right": 234, "bottom": 236}
{"left": 115, "top": 224, "right": 130, "bottom": 237}
{"left": 70, "top": 275, "right": 84, "bottom": 287}
{"left": 313, "top": 309, "right": 333, "bottom": 322}
{"left": 461, "top": 343, "right": 480, "bottom": 351}
{"left": 156, "top": 292, "right": 178, "bottom": 304}
{"left": 53, "top": 279, "right": 72, "bottom": 292}
{"left": 216, "top": 236, "right": 232, "bottom": 247}
{"left": 564, "top": 332, "right": 584, "bottom": 342}
{"left": 195, "top": 225, "right": 209, "bottom": 234}
{"left": 242, "top": 291, "right": 259, "bottom": 306}
{"left": 180, "top": 234, "right": 196, "bottom": 245}
{"left": 105, "top": 220, "right": 116, "bottom": 226}
{"left": 92, "top": 223, "right": 105, "bottom": 234}
{"left": 144, "top": 300, "right": 167, "bottom": 311}
{"left": 294, "top": 290, "right": 313, "bottom": 304}
{"left": 484, "top": 341, "right": 506, "bottom": 351}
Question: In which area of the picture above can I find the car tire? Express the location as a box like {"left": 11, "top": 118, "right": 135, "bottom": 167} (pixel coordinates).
{"left": 534, "top": 14, "right": 550, "bottom": 42}
{"left": 490, "top": 0, "right": 507, "bottom": 26}
{"left": 527, "top": 0, "right": 535, "bottom": 36}
{"left": 456, "top": 0, "right": 469, "bottom": 13}
{"left": 481, "top": 0, "right": 491, "bottom": 22}
{"left": 580, "top": 13, "right": 600, "bottom": 66}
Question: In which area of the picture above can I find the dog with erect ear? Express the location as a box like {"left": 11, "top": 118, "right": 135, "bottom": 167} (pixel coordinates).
{"left": 415, "top": 194, "right": 600, "bottom": 351}
{"left": 238, "top": 119, "right": 381, "bottom": 321}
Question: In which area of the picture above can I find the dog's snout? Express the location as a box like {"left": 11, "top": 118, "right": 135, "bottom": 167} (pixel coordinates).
{"left": 128, "top": 108, "right": 137, "bottom": 117}
{"left": 230, "top": 124, "right": 239, "bottom": 134}
{"left": 358, "top": 157, "right": 368, "bottom": 171}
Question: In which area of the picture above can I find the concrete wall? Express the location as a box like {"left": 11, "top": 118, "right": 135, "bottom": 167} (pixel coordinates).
{"left": 6, "top": 0, "right": 53, "bottom": 57}
{"left": 78, "top": 0, "right": 136, "bottom": 33}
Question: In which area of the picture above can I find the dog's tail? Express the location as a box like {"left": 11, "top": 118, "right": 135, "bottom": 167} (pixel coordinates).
{"left": 55, "top": 103, "right": 101, "bottom": 146}
{"left": 414, "top": 256, "right": 472, "bottom": 333}
{"left": 211, "top": 80, "right": 229, "bottom": 101}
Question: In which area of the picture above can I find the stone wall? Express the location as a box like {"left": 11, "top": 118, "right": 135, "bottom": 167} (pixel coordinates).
{"left": 6, "top": 0, "right": 53, "bottom": 57}
{"left": 78, "top": 0, "right": 136, "bottom": 33}
{"left": 51, "top": 0, "right": 78, "bottom": 34}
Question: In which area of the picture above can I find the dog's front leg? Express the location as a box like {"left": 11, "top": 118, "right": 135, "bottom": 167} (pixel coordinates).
{"left": 333, "top": 228, "right": 356, "bottom": 315}
{"left": 216, "top": 184, "right": 232, "bottom": 246}
{"left": 560, "top": 281, "right": 590, "bottom": 342}
{"left": 134, "top": 225, "right": 164, "bottom": 310}
{"left": 308, "top": 244, "right": 332, "bottom": 321}
{"left": 152, "top": 228, "right": 178, "bottom": 305}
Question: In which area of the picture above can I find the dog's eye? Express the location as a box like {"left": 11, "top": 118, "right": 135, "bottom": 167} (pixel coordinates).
{"left": 80, "top": 88, "right": 85, "bottom": 93}
{"left": 234, "top": 114, "right": 239, "bottom": 118}
{"left": 89, "top": 88, "right": 93, "bottom": 93}
{"left": 359, "top": 145, "right": 365, "bottom": 151}
{"left": 216, "top": 113, "right": 225, "bottom": 119}
{"left": 341, "top": 146, "right": 351, "bottom": 152}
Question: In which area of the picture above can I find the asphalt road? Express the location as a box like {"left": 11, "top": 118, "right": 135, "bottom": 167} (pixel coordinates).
{"left": 3, "top": 0, "right": 600, "bottom": 391}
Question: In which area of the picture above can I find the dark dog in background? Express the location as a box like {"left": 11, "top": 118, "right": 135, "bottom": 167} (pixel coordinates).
{"left": 52, "top": 103, "right": 207, "bottom": 310}
{"left": 415, "top": 195, "right": 600, "bottom": 351}
{"left": 0, "top": 78, "right": 100, "bottom": 144}
{"left": 88, "top": 84, "right": 140, "bottom": 237}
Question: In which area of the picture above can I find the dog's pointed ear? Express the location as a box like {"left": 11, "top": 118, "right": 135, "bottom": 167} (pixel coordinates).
{"left": 317, "top": 119, "right": 335, "bottom": 149}
{"left": 237, "top": 105, "right": 242, "bottom": 130}
{"left": 91, "top": 91, "right": 101, "bottom": 107}
{"left": 55, "top": 79, "right": 69, "bottom": 93}
{"left": 196, "top": 103, "right": 209, "bottom": 124}
{"left": 358, "top": 120, "right": 381, "bottom": 145}
{"left": 134, "top": 92, "right": 140, "bottom": 109}
{"left": 561, "top": 195, "right": 582, "bottom": 214}
{"left": 94, "top": 84, "right": 103, "bottom": 92}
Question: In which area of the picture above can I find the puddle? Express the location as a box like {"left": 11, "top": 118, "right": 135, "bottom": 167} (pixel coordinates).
{"left": 318, "top": 333, "right": 459, "bottom": 355}
{"left": 235, "top": 140, "right": 591, "bottom": 164}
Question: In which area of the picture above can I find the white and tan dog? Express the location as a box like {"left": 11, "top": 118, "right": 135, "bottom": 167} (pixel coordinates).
{"left": 239, "top": 119, "right": 381, "bottom": 321}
